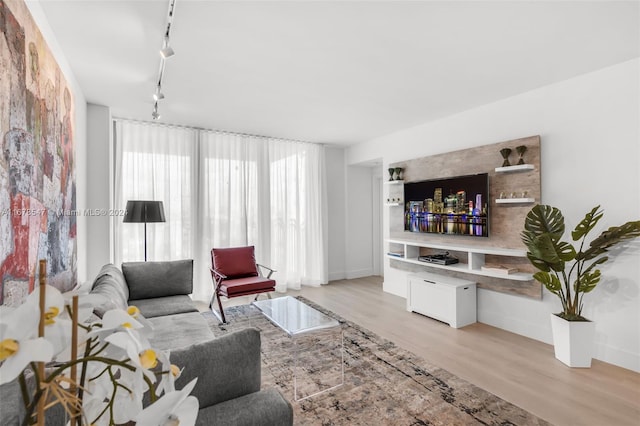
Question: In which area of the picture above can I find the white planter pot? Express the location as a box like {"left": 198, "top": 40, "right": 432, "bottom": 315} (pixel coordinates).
{"left": 550, "top": 313, "right": 595, "bottom": 368}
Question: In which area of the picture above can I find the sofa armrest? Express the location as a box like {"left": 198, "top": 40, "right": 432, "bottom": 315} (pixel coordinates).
{"left": 170, "top": 328, "right": 261, "bottom": 408}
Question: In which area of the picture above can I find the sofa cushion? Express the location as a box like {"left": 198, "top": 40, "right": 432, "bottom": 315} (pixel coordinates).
{"left": 132, "top": 295, "right": 199, "bottom": 319}
{"left": 211, "top": 246, "right": 259, "bottom": 279}
{"left": 90, "top": 264, "right": 129, "bottom": 315}
{"left": 196, "top": 388, "right": 293, "bottom": 426}
{"left": 122, "top": 259, "right": 193, "bottom": 300}
{"left": 147, "top": 311, "right": 214, "bottom": 351}
{"left": 220, "top": 277, "right": 275, "bottom": 297}
{"left": 172, "top": 328, "right": 262, "bottom": 408}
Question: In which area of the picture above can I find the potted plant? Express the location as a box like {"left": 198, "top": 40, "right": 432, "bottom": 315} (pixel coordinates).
{"left": 521, "top": 205, "right": 640, "bottom": 367}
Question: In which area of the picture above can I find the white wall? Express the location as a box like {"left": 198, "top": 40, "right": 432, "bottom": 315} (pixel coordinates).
{"left": 325, "top": 147, "right": 347, "bottom": 280}
{"left": 347, "top": 59, "right": 640, "bottom": 372}
{"left": 25, "top": 1, "right": 88, "bottom": 284}
{"left": 345, "top": 165, "right": 375, "bottom": 278}
{"left": 85, "top": 104, "right": 112, "bottom": 281}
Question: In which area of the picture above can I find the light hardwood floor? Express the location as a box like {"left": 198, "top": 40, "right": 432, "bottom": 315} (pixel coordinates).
{"left": 205, "top": 276, "right": 640, "bottom": 426}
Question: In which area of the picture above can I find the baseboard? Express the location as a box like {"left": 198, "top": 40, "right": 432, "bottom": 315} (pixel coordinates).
{"left": 328, "top": 271, "right": 346, "bottom": 281}
{"left": 479, "top": 305, "right": 640, "bottom": 372}
{"left": 345, "top": 268, "right": 373, "bottom": 279}
{"left": 594, "top": 340, "right": 640, "bottom": 373}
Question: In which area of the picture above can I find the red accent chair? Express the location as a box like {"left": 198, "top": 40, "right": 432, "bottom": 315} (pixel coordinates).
{"left": 210, "top": 246, "right": 276, "bottom": 323}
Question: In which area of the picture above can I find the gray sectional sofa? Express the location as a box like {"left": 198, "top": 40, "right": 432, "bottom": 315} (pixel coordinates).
{"left": 0, "top": 260, "right": 293, "bottom": 426}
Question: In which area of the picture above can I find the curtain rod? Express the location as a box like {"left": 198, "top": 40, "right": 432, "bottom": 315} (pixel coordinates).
{"left": 112, "top": 117, "right": 323, "bottom": 146}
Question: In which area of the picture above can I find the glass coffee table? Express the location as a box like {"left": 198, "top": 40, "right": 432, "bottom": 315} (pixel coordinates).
{"left": 252, "top": 296, "right": 344, "bottom": 401}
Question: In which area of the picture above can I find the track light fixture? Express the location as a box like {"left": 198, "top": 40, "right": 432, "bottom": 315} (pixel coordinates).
{"left": 153, "top": 85, "right": 165, "bottom": 101}
{"left": 160, "top": 37, "right": 175, "bottom": 59}
{"left": 152, "top": 0, "right": 177, "bottom": 120}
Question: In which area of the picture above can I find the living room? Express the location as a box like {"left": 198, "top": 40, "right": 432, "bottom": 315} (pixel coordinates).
{"left": 1, "top": 0, "right": 639, "bottom": 425}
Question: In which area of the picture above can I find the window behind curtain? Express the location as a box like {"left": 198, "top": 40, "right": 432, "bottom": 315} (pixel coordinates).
{"left": 114, "top": 120, "right": 327, "bottom": 301}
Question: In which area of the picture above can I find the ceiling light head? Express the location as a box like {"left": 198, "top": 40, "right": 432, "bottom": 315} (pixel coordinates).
{"left": 152, "top": 110, "right": 161, "bottom": 120}
{"left": 160, "top": 45, "right": 175, "bottom": 59}
{"left": 153, "top": 90, "right": 165, "bottom": 101}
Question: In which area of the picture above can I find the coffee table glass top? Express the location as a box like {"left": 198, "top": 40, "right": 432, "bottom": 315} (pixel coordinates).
{"left": 252, "top": 296, "right": 340, "bottom": 336}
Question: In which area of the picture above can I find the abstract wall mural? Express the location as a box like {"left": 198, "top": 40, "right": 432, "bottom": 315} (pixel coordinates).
{"left": 0, "top": 0, "right": 76, "bottom": 305}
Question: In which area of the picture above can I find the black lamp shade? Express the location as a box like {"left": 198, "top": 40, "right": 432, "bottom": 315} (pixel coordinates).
{"left": 123, "top": 200, "right": 166, "bottom": 223}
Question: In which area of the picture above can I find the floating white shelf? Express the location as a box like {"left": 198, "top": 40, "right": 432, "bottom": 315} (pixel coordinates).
{"left": 494, "top": 164, "right": 535, "bottom": 173}
{"left": 495, "top": 198, "right": 535, "bottom": 204}
{"left": 384, "top": 180, "right": 404, "bottom": 185}
{"left": 384, "top": 202, "right": 402, "bottom": 206}
{"left": 386, "top": 238, "right": 533, "bottom": 281}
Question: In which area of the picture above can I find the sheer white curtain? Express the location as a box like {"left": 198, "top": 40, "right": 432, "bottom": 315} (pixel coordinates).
{"left": 194, "top": 131, "right": 269, "bottom": 301}
{"left": 114, "top": 121, "right": 198, "bottom": 266}
{"left": 114, "top": 120, "right": 327, "bottom": 302}
{"left": 269, "top": 139, "right": 326, "bottom": 289}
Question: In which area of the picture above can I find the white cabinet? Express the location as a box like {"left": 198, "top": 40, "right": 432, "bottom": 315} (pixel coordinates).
{"left": 407, "top": 272, "right": 476, "bottom": 328}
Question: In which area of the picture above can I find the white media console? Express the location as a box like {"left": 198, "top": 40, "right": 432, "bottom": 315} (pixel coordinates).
{"left": 406, "top": 272, "right": 477, "bottom": 328}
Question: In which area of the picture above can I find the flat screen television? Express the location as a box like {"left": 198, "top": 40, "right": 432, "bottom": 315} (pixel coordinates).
{"left": 404, "top": 173, "right": 489, "bottom": 237}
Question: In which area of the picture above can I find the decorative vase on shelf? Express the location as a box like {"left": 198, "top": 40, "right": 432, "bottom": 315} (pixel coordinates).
{"left": 388, "top": 168, "right": 395, "bottom": 181}
{"left": 516, "top": 145, "right": 527, "bottom": 165}
{"left": 394, "top": 167, "right": 403, "bottom": 181}
{"left": 499, "top": 148, "right": 512, "bottom": 167}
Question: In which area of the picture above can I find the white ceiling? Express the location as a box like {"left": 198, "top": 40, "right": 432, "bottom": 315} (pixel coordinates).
{"left": 38, "top": 1, "right": 639, "bottom": 145}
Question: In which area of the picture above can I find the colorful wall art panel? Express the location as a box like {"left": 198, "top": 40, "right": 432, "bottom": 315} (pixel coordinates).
{"left": 1, "top": 0, "right": 76, "bottom": 305}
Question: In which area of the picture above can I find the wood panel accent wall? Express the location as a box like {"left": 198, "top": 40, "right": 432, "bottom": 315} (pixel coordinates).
{"left": 389, "top": 136, "right": 542, "bottom": 298}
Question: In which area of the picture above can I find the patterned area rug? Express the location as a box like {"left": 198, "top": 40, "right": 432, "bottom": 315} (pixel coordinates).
{"left": 203, "top": 297, "right": 550, "bottom": 426}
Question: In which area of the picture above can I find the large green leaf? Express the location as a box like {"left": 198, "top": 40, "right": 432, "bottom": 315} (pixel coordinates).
{"left": 580, "top": 256, "right": 608, "bottom": 277}
{"left": 571, "top": 205, "right": 603, "bottom": 241}
{"left": 533, "top": 271, "right": 562, "bottom": 295}
{"left": 527, "top": 234, "right": 576, "bottom": 272}
{"left": 526, "top": 253, "right": 551, "bottom": 272}
{"left": 575, "top": 269, "right": 601, "bottom": 294}
{"left": 524, "top": 205, "right": 565, "bottom": 241}
{"left": 582, "top": 221, "right": 640, "bottom": 260}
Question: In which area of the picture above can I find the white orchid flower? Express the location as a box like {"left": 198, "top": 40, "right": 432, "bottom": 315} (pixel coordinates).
{"left": 110, "top": 367, "right": 146, "bottom": 423}
{"left": 23, "top": 284, "right": 75, "bottom": 357}
{"left": 83, "top": 358, "right": 147, "bottom": 424}
{"left": 104, "top": 330, "right": 158, "bottom": 371}
{"left": 0, "top": 302, "right": 53, "bottom": 384}
{"left": 86, "top": 308, "right": 144, "bottom": 346}
{"left": 155, "top": 350, "right": 183, "bottom": 397}
{"left": 133, "top": 378, "right": 199, "bottom": 426}
{"left": 100, "top": 308, "right": 144, "bottom": 331}
{"left": 127, "top": 305, "right": 154, "bottom": 333}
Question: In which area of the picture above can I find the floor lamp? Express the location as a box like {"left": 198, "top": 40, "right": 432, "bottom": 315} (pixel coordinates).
{"left": 123, "top": 200, "right": 166, "bottom": 261}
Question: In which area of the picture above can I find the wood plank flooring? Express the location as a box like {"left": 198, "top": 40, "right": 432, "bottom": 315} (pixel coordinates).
{"left": 204, "top": 276, "right": 640, "bottom": 426}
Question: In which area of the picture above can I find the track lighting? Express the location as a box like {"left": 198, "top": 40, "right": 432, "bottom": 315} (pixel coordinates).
{"left": 160, "top": 40, "right": 175, "bottom": 59}
{"left": 152, "top": 0, "right": 177, "bottom": 120}
{"left": 153, "top": 86, "right": 165, "bottom": 101}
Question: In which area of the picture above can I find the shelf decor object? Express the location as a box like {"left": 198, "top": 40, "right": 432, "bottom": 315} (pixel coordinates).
{"left": 393, "top": 167, "right": 404, "bottom": 181}
{"left": 499, "top": 148, "right": 512, "bottom": 167}
{"left": 388, "top": 168, "right": 395, "bottom": 181}
{"left": 516, "top": 145, "right": 527, "bottom": 165}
